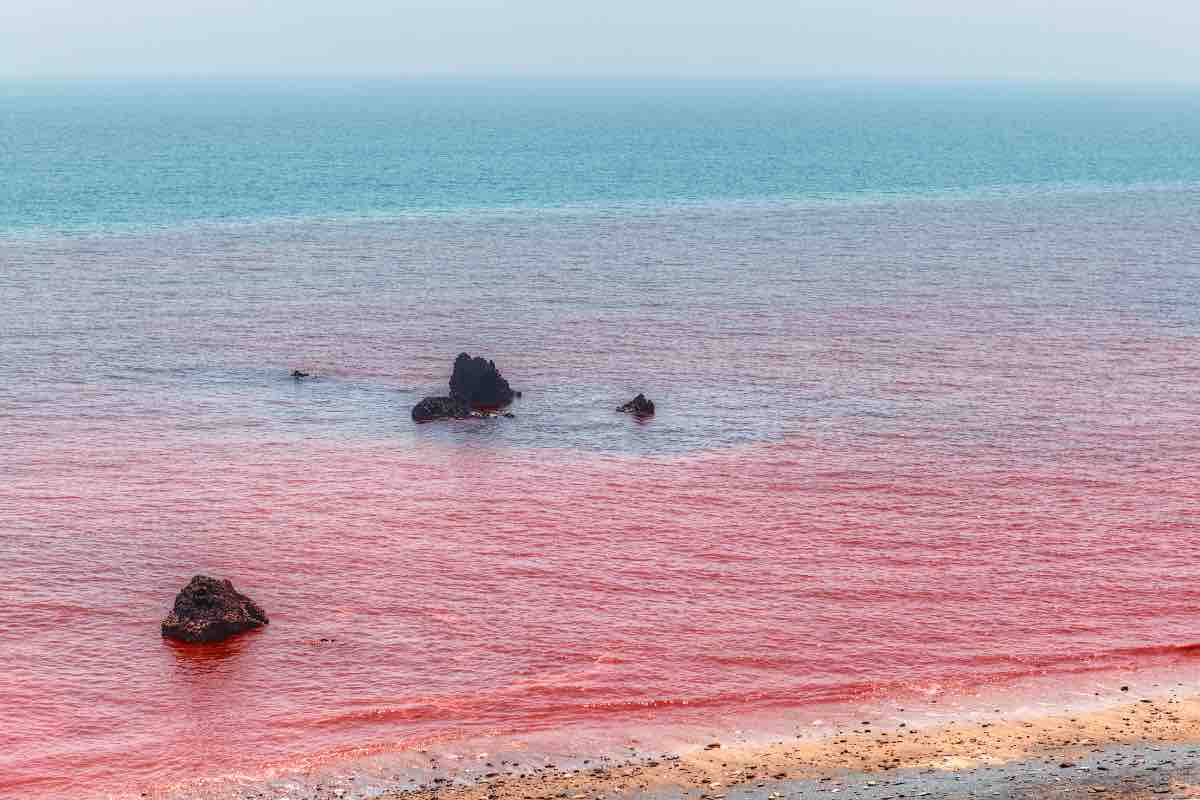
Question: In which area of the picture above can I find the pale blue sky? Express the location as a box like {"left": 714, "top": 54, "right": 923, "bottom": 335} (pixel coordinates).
{"left": 2, "top": 0, "right": 1197, "bottom": 81}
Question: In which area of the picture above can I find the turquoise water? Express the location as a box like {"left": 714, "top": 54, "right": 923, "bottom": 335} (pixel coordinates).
{"left": 4, "top": 80, "right": 1200, "bottom": 233}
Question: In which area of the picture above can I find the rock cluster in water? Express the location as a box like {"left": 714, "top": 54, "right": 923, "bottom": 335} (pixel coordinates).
{"left": 161, "top": 575, "right": 269, "bottom": 643}
{"left": 617, "top": 393, "right": 655, "bottom": 417}
{"left": 409, "top": 354, "right": 654, "bottom": 424}
{"left": 412, "top": 353, "right": 518, "bottom": 421}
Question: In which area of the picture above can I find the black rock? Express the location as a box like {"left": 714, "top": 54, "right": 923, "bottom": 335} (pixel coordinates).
{"left": 161, "top": 575, "right": 269, "bottom": 643}
{"left": 617, "top": 393, "right": 655, "bottom": 417}
{"left": 412, "top": 395, "right": 472, "bottom": 422}
{"left": 448, "top": 353, "right": 515, "bottom": 408}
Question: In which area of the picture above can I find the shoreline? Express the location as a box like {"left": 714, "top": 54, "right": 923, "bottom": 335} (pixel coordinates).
{"left": 132, "top": 674, "right": 1200, "bottom": 800}
{"left": 361, "top": 690, "right": 1200, "bottom": 800}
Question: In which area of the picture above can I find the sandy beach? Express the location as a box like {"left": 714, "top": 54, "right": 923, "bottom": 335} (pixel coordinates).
{"left": 353, "top": 689, "right": 1200, "bottom": 800}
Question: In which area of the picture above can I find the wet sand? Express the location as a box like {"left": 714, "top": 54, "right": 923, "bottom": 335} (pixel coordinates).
{"left": 357, "top": 690, "right": 1200, "bottom": 800}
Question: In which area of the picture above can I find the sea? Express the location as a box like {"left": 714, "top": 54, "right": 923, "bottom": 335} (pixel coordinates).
{"left": 1, "top": 79, "right": 1198, "bottom": 799}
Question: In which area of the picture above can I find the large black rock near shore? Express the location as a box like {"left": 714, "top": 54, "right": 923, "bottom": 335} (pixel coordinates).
{"left": 161, "top": 575, "right": 269, "bottom": 643}
{"left": 412, "top": 353, "right": 518, "bottom": 421}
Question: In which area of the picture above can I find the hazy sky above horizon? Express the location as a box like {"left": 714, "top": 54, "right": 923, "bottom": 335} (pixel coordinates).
{"left": 2, "top": 1, "right": 1197, "bottom": 82}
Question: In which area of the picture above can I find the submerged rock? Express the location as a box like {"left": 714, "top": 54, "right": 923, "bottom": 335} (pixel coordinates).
{"left": 617, "top": 393, "right": 655, "bottom": 417}
{"left": 412, "top": 395, "right": 472, "bottom": 422}
{"left": 161, "top": 575, "right": 269, "bottom": 643}
{"left": 448, "top": 353, "right": 516, "bottom": 408}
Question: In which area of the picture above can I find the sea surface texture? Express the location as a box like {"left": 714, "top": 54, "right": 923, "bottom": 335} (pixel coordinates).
{"left": 1, "top": 81, "right": 1198, "bottom": 799}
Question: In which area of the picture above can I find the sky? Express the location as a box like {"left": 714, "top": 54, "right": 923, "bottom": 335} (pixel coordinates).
{"left": 1, "top": 0, "right": 1198, "bottom": 82}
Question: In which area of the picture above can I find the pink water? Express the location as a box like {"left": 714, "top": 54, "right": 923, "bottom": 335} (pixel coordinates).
{"left": 2, "top": 191, "right": 1199, "bottom": 798}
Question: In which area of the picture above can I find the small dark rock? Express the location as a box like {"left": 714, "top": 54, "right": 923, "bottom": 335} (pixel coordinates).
{"left": 161, "top": 575, "right": 268, "bottom": 643}
{"left": 617, "top": 393, "right": 655, "bottom": 417}
{"left": 412, "top": 395, "right": 472, "bottom": 422}
{"left": 449, "top": 352, "right": 516, "bottom": 408}
{"left": 291, "top": 370, "right": 310, "bottom": 379}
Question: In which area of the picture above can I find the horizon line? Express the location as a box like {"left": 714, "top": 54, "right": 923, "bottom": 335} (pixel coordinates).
{"left": 2, "top": 72, "right": 1200, "bottom": 88}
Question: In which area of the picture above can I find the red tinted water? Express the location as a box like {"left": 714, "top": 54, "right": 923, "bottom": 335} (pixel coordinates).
{"left": 4, "top": 191, "right": 1200, "bottom": 797}
{"left": 2, "top": 383, "right": 1198, "bottom": 798}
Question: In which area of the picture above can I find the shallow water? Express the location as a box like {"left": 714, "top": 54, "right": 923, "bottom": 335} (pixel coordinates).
{"left": 1, "top": 82, "right": 1199, "bottom": 799}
